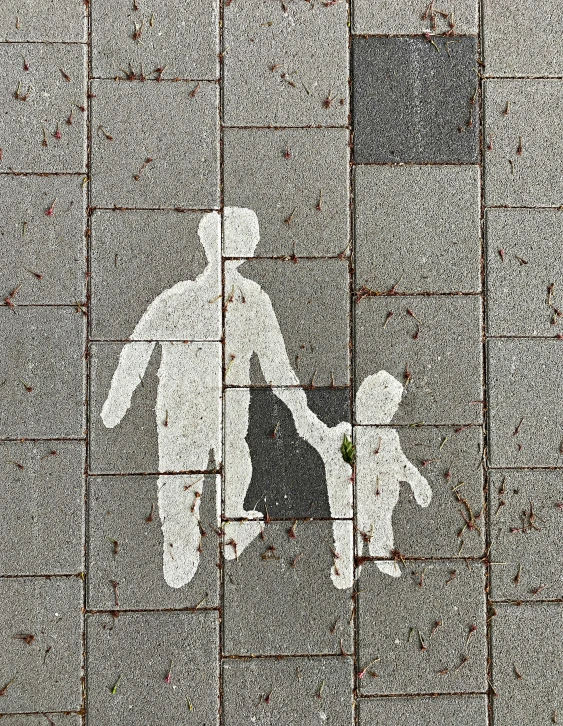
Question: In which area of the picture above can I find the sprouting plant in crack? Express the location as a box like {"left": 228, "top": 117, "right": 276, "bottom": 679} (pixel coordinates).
{"left": 341, "top": 433, "right": 355, "bottom": 465}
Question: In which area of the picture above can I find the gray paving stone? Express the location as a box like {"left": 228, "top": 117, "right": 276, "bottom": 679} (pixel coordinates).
{"left": 0, "top": 176, "right": 86, "bottom": 305}
{"left": 89, "top": 342, "right": 160, "bottom": 475}
{"left": 92, "top": 0, "right": 218, "bottom": 80}
{"left": 359, "top": 694, "right": 488, "bottom": 725}
{"left": 0, "top": 307, "right": 85, "bottom": 439}
{"left": 358, "top": 560, "right": 487, "bottom": 695}
{"left": 0, "top": 441, "right": 84, "bottom": 576}
{"left": 355, "top": 165, "right": 481, "bottom": 294}
{"left": 487, "top": 339, "right": 563, "bottom": 467}
{"left": 353, "top": 0, "right": 478, "bottom": 35}
{"left": 491, "top": 603, "right": 562, "bottom": 726}
{"left": 0, "top": 577, "right": 82, "bottom": 713}
{"left": 484, "top": 80, "right": 563, "bottom": 207}
{"left": 0, "top": 45, "right": 86, "bottom": 173}
{"left": 241, "top": 387, "right": 350, "bottom": 519}
{"left": 87, "top": 474, "right": 219, "bottom": 609}
{"left": 223, "top": 0, "right": 348, "bottom": 127}
{"left": 223, "top": 656, "right": 354, "bottom": 726}
{"left": 355, "top": 296, "right": 483, "bottom": 425}
{"left": 86, "top": 611, "right": 219, "bottom": 726}
{"left": 0, "top": 1, "right": 86, "bottom": 42}
{"left": 486, "top": 209, "right": 563, "bottom": 336}
{"left": 489, "top": 470, "right": 563, "bottom": 601}
{"left": 91, "top": 80, "right": 219, "bottom": 209}
{"left": 0, "top": 716, "right": 80, "bottom": 725}
{"left": 223, "top": 521, "right": 354, "bottom": 656}
{"left": 357, "top": 425, "right": 485, "bottom": 558}
{"left": 91, "top": 210, "right": 206, "bottom": 340}
{"left": 224, "top": 128, "right": 349, "bottom": 257}
{"left": 483, "top": 0, "right": 563, "bottom": 77}
{"left": 352, "top": 36, "right": 479, "bottom": 164}
{"left": 235, "top": 259, "right": 350, "bottom": 387}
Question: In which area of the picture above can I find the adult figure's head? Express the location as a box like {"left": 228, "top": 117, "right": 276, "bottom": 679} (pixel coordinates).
{"left": 197, "top": 210, "right": 221, "bottom": 264}
{"left": 224, "top": 207, "right": 260, "bottom": 258}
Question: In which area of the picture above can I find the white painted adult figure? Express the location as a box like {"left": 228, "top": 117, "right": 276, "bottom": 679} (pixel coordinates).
{"left": 101, "top": 208, "right": 353, "bottom": 591}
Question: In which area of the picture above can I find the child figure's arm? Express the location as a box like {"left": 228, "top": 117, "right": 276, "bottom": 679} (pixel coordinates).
{"left": 400, "top": 456, "right": 433, "bottom": 508}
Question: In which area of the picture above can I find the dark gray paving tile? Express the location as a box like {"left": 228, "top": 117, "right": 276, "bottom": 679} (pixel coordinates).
{"left": 0, "top": 307, "right": 85, "bottom": 439}
{"left": 89, "top": 342, "right": 160, "bottom": 475}
{"left": 359, "top": 694, "right": 488, "bottom": 725}
{"left": 0, "top": 578, "right": 82, "bottom": 713}
{"left": 91, "top": 80, "right": 219, "bottom": 209}
{"left": 223, "top": 656, "right": 354, "bottom": 726}
{"left": 352, "top": 36, "right": 479, "bottom": 164}
{"left": 91, "top": 211, "right": 206, "bottom": 340}
{"left": 486, "top": 209, "right": 563, "bottom": 336}
{"left": 353, "top": 0, "right": 478, "bottom": 34}
{"left": 0, "top": 176, "right": 86, "bottom": 305}
{"left": 489, "top": 470, "right": 563, "bottom": 601}
{"left": 92, "top": 0, "right": 218, "bottom": 80}
{"left": 484, "top": 80, "right": 563, "bottom": 207}
{"left": 354, "top": 165, "right": 481, "bottom": 294}
{"left": 86, "top": 611, "right": 219, "bottom": 726}
{"left": 223, "top": 128, "right": 349, "bottom": 257}
{"left": 487, "top": 339, "right": 563, "bottom": 467}
{"left": 227, "top": 259, "right": 350, "bottom": 387}
{"left": 87, "top": 474, "right": 219, "bottom": 609}
{"left": 0, "top": 45, "right": 86, "bottom": 172}
{"left": 355, "top": 296, "right": 483, "bottom": 425}
{"left": 491, "top": 603, "right": 562, "bottom": 726}
{"left": 358, "top": 560, "right": 487, "bottom": 695}
{"left": 356, "top": 425, "right": 485, "bottom": 559}
{"left": 483, "top": 0, "right": 563, "bottom": 77}
{"left": 223, "top": 0, "right": 348, "bottom": 127}
{"left": 0, "top": 1, "right": 86, "bottom": 41}
{"left": 0, "top": 441, "right": 84, "bottom": 576}
{"left": 223, "top": 521, "right": 354, "bottom": 656}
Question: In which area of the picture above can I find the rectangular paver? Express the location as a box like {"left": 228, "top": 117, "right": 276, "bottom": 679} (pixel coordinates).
{"left": 353, "top": 0, "right": 478, "bottom": 35}
{"left": 358, "top": 694, "right": 488, "bottom": 725}
{"left": 0, "top": 577, "right": 83, "bottom": 713}
{"left": 355, "top": 165, "right": 481, "bottom": 294}
{"left": 0, "top": 1, "right": 86, "bottom": 42}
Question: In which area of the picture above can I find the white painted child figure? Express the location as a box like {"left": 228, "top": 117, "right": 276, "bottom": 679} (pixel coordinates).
{"left": 355, "top": 371, "right": 433, "bottom": 577}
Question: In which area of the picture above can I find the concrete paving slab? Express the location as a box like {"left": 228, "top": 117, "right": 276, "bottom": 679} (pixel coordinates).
{"left": 483, "top": 0, "right": 563, "bottom": 77}
{"left": 355, "top": 296, "right": 483, "bottom": 425}
{"left": 358, "top": 560, "right": 487, "bottom": 695}
{"left": 90, "top": 80, "right": 219, "bottom": 209}
{"left": 358, "top": 694, "right": 488, "bottom": 725}
{"left": 0, "top": 1, "right": 86, "bottom": 42}
{"left": 229, "top": 259, "right": 350, "bottom": 387}
{"left": 487, "top": 339, "right": 563, "bottom": 467}
{"left": 223, "top": 656, "right": 354, "bottom": 726}
{"left": 91, "top": 210, "right": 206, "bottom": 340}
{"left": 0, "top": 577, "right": 82, "bottom": 713}
{"left": 223, "top": 0, "right": 348, "bottom": 127}
{"left": 353, "top": 0, "right": 478, "bottom": 35}
{"left": 0, "top": 441, "right": 84, "bottom": 576}
{"left": 87, "top": 474, "right": 219, "bottom": 609}
{"left": 356, "top": 425, "right": 485, "bottom": 558}
{"left": 484, "top": 80, "right": 563, "bottom": 207}
{"left": 86, "top": 611, "right": 219, "bottom": 726}
{"left": 0, "top": 717, "right": 81, "bottom": 725}
{"left": 352, "top": 36, "right": 479, "bottom": 164}
{"left": 224, "top": 128, "right": 349, "bottom": 257}
{"left": 354, "top": 165, "right": 481, "bottom": 294}
{"left": 92, "top": 0, "right": 219, "bottom": 80}
{"left": 0, "top": 307, "right": 85, "bottom": 439}
{"left": 486, "top": 209, "right": 563, "bottom": 336}
{"left": 89, "top": 342, "right": 160, "bottom": 475}
{"left": 489, "top": 470, "right": 563, "bottom": 602}
{"left": 0, "top": 45, "right": 86, "bottom": 173}
{"left": 223, "top": 521, "right": 354, "bottom": 656}
{"left": 491, "top": 603, "right": 563, "bottom": 726}
{"left": 0, "top": 176, "right": 85, "bottom": 305}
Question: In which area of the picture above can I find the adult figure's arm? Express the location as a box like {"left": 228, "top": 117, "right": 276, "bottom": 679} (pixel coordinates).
{"left": 101, "top": 341, "right": 156, "bottom": 428}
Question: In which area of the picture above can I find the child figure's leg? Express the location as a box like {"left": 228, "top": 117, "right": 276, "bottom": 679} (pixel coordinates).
{"left": 367, "top": 498, "right": 401, "bottom": 577}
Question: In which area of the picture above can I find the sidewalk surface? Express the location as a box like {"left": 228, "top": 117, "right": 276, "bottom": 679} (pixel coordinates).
{"left": 1, "top": 1, "right": 562, "bottom": 724}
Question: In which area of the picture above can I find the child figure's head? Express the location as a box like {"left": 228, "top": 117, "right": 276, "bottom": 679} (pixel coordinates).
{"left": 356, "top": 370, "right": 404, "bottom": 425}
